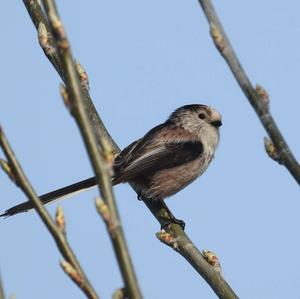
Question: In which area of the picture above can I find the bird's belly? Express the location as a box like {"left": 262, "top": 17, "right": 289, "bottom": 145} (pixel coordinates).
{"left": 137, "top": 156, "right": 209, "bottom": 199}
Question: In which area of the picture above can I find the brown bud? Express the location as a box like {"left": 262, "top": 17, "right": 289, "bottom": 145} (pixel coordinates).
{"left": 202, "top": 249, "right": 222, "bottom": 275}
{"left": 55, "top": 206, "right": 65, "bottom": 232}
{"left": 112, "top": 288, "right": 126, "bottom": 299}
{"left": 264, "top": 137, "right": 281, "bottom": 163}
{"left": 156, "top": 230, "right": 178, "bottom": 250}
{"left": 210, "top": 23, "right": 225, "bottom": 52}
{"left": 49, "top": 12, "right": 68, "bottom": 49}
{"left": 60, "top": 260, "right": 83, "bottom": 286}
{"left": 101, "top": 139, "right": 116, "bottom": 177}
{"left": 75, "top": 61, "right": 90, "bottom": 91}
{"left": 38, "top": 22, "right": 55, "bottom": 56}
{"left": 38, "top": 22, "right": 48, "bottom": 46}
{"left": 255, "top": 84, "right": 270, "bottom": 106}
{"left": 0, "top": 159, "right": 16, "bottom": 182}
{"left": 95, "top": 197, "right": 112, "bottom": 226}
{"left": 60, "top": 84, "right": 72, "bottom": 111}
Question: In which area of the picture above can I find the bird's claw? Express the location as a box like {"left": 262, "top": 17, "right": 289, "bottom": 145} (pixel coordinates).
{"left": 161, "top": 218, "right": 186, "bottom": 231}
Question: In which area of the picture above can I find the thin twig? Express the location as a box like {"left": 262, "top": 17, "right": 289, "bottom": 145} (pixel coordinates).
{"left": 22, "top": 1, "right": 239, "bottom": 298}
{"left": 40, "top": 1, "right": 142, "bottom": 298}
{"left": 0, "top": 274, "right": 5, "bottom": 299}
{"left": 0, "top": 128, "right": 99, "bottom": 299}
{"left": 198, "top": 0, "right": 300, "bottom": 185}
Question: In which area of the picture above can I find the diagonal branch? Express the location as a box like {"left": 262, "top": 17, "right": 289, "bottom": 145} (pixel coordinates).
{"left": 40, "top": 1, "right": 142, "bottom": 298}
{"left": 22, "top": 1, "right": 239, "bottom": 298}
{"left": 0, "top": 128, "right": 99, "bottom": 299}
{"left": 198, "top": 0, "right": 300, "bottom": 185}
{"left": 144, "top": 202, "right": 239, "bottom": 299}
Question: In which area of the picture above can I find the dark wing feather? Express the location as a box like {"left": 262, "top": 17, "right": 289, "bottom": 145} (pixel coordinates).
{"left": 113, "top": 140, "right": 203, "bottom": 184}
{"left": 113, "top": 123, "right": 166, "bottom": 172}
{"left": 113, "top": 140, "right": 140, "bottom": 169}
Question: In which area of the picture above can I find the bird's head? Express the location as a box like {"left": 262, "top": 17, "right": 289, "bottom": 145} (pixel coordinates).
{"left": 168, "top": 104, "right": 222, "bottom": 135}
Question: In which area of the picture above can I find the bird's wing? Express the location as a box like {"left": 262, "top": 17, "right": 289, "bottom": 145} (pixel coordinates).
{"left": 113, "top": 137, "right": 203, "bottom": 184}
{"left": 114, "top": 123, "right": 167, "bottom": 167}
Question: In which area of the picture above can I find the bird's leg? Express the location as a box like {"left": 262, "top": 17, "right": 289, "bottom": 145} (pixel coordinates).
{"left": 137, "top": 194, "right": 185, "bottom": 230}
{"left": 159, "top": 199, "right": 185, "bottom": 230}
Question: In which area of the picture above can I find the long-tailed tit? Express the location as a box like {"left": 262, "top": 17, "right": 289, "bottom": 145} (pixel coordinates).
{"left": 1, "top": 104, "right": 222, "bottom": 228}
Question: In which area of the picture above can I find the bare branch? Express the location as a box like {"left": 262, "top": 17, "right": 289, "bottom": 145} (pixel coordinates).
{"left": 150, "top": 205, "right": 238, "bottom": 299}
{"left": 39, "top": 1, "right": 142, "bottom": 298}
{"left": 0, "top": 128, "right": 99, "bottom": 299}
{"left": 0, "top": 274, "right": 5, "bottom": 299}
{"left": 198, "top": 0, "right": 300, "bottom": 184}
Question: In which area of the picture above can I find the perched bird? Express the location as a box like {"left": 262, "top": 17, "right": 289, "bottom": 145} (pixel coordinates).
{"left": 1, "top": 104, "right": 222, "bottom": 228}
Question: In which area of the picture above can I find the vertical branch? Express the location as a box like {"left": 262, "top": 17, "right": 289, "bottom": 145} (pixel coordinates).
{"left": 198, "top": 0, "right": 300, "bottom": 184}
{"left": 40, "top": 1, "right": 142, "bottom": 298}
{"left": 0, "top": 274, "right": 5, "bottom": 299}
{"left": 0, "top": 129, "right": 99, "bottom": 299}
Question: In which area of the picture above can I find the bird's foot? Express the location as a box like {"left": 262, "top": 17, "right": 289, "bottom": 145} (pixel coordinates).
{"left": 161, "top": 217, "right": 185, "bottom": 231}
{"left": 136, "top": 195, "right": 186, "bottom": 230}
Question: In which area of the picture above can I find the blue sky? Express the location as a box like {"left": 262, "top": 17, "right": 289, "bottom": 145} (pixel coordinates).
{"left": 0, "top": 1, "right": 299, "bottom": 298}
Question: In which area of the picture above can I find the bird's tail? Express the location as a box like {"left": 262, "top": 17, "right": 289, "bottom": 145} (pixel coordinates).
{"left": 1, "top": 176, "right": 97, "bottom": 217}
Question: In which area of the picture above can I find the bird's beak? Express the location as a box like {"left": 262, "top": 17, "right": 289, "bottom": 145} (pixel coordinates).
{"left": 211, "top": 120, "right": 222, "bottom": 128}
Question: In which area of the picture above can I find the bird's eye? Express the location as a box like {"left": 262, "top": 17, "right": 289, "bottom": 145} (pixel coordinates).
{"left": 198, "top": 113, "right": 206, "bottom": 119}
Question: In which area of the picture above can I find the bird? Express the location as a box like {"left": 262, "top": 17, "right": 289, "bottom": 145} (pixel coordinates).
{"left": 1, "top": 104, "right": 222, "bottom": 228}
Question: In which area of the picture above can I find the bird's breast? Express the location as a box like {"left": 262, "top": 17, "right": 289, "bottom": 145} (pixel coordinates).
{"left": 136, "top": 153, "right": 211, "bottom": 200}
